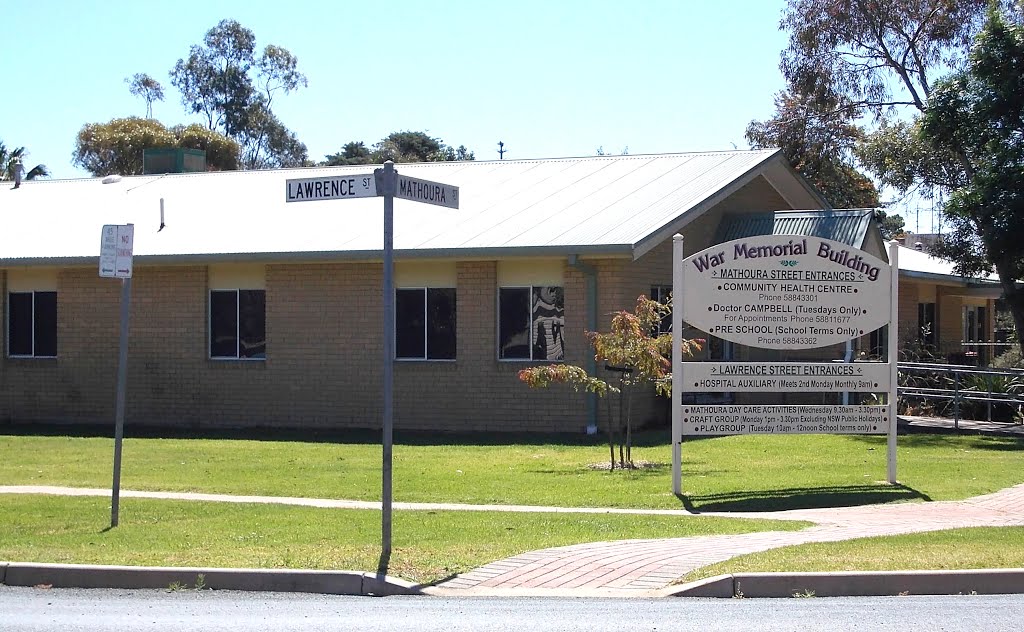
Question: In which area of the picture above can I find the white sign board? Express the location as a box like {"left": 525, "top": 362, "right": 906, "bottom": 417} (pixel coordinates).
{"left": 99, "top": 224, "right": 134, "bottom": 279}
{"left": 286, "top": 174, "right": 376, "bottom": 202}
{"left": 680, "top": 362, "right": 890, "bottom": 392}
{"left": 396, "top": 174, "right": 459, "bottom": 209}
{"left": 681, "top": 404, "right": 889, "bottom": 435}
{"left": 681, "top": 236, "right": 891, "bottom": 349}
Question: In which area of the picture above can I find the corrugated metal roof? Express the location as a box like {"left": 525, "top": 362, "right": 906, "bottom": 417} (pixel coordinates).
{"left": 0, "top": 151, "right": 786, "bottom": 264}
{"left": 714, "top": 209, "right": 875, "bottom": 249}
{"left": 897, "top": 244, "right": 999, "bottom": 285}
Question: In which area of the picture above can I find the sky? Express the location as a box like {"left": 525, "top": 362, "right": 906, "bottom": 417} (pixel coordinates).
{"left": 1, "top": 0, "right": 940, "bottom": 231}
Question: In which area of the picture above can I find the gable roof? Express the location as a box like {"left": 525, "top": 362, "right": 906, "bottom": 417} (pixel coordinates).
{"left": 0, "top": 150, "right": 825, "bottom": 266}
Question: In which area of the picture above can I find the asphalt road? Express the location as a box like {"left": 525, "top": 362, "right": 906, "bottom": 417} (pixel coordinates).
{"left": 3, "top": 586, "right": 1024, "bottom": 631}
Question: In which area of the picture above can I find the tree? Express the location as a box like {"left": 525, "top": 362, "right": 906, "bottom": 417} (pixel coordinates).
{"left": 916, "top": 6, "right": 1024, "bottom": 354}
{"left": 518, "top": 296, "right": 703, "bottom": 470}
{"left": 323, "top": 141, "right": 372, "bottom": 166}
{"left": 125, "top": 73, "right": 165, "bottom": 119}
{"left": 370, "top": 131, "right": 475, "bottom": 163}
{"left": 169, "top": 19, "right": 308, "bottom": 169}
{"left": 746, "top": 86, "right": 881, "bottom": 209}
{"left": 0, "top": 141, "right": 49, "bottom": 182}
{"left": 73, "top": 117, "right": 240, "bottom": 176}
{"left": 781, "top": 0, "right": 994, "bottom": 115}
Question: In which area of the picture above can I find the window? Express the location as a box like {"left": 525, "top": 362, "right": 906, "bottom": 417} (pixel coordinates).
{"left": 7, "top": 291, "right": 57, "bottom": 358}
{"left": 499, "top": 286, "right": 564, "bottom": 360}
{"left": 210, "top": 289, "right": 265, "bottom": 359}
{"left": 918, "top": 302, "right": 936, "bottom": 348}
{"left": 650, "top": 285, "right": 672, "bottom": 335}
{"left": 396, "top": 288, "right": 456, "bottom": 360}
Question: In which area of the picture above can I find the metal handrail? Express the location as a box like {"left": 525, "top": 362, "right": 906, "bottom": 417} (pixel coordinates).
{"left": 897, "top": 362, "right": 1024, "bottom": 427}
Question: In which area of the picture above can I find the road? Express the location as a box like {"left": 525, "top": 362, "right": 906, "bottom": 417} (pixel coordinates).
{"left": 2, "top": 586, "right": 1023, "bottom": 631}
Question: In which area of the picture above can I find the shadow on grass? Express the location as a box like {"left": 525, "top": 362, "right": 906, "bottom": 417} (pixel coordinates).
{"left": 677, "top": 482, "right": 931, "bottom": 513}
{"left": 847, "top": 431, "right": 1024, "bottom": 451}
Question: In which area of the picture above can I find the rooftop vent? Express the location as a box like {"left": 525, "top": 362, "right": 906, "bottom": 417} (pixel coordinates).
{"left": 143, "top": 148, "right": 207, "bottom": 175}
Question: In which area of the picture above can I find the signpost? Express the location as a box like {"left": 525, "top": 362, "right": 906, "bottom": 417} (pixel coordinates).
{"left": 671, "top": 234, "right": 900, "bottom": 494}
{"left": 681, "top": 236, "right": 890, "bottom": 349}
{"left": 100, "top": 224, "right": 134, "bottom": 528}
{"left": 285, "top": 174, "right": 376, "bottom": 202}
{"left": 680, "top": 361, "right": 890, "bottom": 392}
{"left": 285, "top": 165, "right": 458, "bottom": 568}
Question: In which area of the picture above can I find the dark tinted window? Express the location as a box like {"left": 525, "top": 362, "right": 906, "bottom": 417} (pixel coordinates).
{"left": 427, "top": 288, "right": 456, "bottom": 360}
{"left": 33, "top": 291, "right": 57, "bottom": 357}
{"left": 238, "top": 290, "right": 266, "bottom": 359}
{"left": 499, "top": 288, "right": 531, "bottom": 359}
{"left": 8, "top": 292, "right": 33, "bottom": 356}
{"left": 210, "top": 290, "right": 239, "bottom": 358}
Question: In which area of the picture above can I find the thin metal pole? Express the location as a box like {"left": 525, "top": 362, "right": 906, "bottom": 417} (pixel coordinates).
{"left": 671, "top": 234, "right": 684, "bottom": 496}
{"left": 110, "top": 276, "right": 132, "bottom": 527}
{"left": 380, "top": 161, "right": 396, "bottom": 567}
{"left": 887, "top": 241, "right": 899, "bottom": 484}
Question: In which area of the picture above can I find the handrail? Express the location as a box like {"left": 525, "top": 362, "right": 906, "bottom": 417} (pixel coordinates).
{"left": 897, "top": 362, "right": 1024, "bottom": 428}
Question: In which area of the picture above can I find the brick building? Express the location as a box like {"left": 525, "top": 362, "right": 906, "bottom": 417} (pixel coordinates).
{"left": 0, "top": 151, "right": 1000, "bottom": 433}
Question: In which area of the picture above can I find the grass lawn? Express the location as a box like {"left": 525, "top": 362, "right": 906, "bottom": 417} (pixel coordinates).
{"left": 1, "top": 431, "right": 1022, "bottom": 511}
{"left": 680, "top": 527, "right": 1024, "bottom": 583}
{"left": 0, "top": 495, "right": 808, "bottom": 585}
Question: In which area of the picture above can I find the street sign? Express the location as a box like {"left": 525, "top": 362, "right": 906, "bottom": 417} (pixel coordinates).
{"left": 681, "top": 235, "right": 891, "bottom": 349}
{"left": 680, "top": 361, "right": 890, "bottom": 392}
{"left": 286, "top": 174, "right": 376, "bottom": 202}
{"left": 680, "top": 404, "right": 889, "bottom": 435}
{"left": 99, "top": 224, "right": 134, "bottom": 279}
{"left": 395, "top": 174, "right": 459, "bottom": 209}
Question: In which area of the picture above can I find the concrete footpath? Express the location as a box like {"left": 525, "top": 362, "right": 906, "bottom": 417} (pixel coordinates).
{"left": 2, "top": 482, "right": 1024, "bottom": 598}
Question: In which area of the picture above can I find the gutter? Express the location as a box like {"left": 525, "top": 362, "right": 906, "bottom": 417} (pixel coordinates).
{"left": 568, "top": 254, "right": 599, "bottom": 435}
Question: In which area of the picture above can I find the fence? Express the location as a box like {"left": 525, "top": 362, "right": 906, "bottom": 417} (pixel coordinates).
{"left": 898, "top": 361, "right": 1024, "bottom": 428}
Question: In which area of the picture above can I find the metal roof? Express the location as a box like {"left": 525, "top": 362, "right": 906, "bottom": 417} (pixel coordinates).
{"left": 0, "top": 151, "right": 793, "bottom": 265}
{"left": 897, "top": 244, "right": 1000, "bottom": 287}
{"left": 714, "top": 209, "right": 875, "bottom": 249}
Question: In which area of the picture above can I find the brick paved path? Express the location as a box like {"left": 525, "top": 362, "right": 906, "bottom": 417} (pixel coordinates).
{"left": 4, "top": 483, "right": 1024, "bottom": 596}
{"left": 432, "top": 484, "right": 1024, "bottom": 595}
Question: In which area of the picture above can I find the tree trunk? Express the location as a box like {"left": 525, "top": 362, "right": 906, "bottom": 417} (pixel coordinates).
{"left": 996, "top": 262, "right": 1024, "bottom": 359}
{"left": 605, "top": 395, "right": 616, "bottom": 471}
{"left": 624, "top": 382, "right": 633, "bottom": 467}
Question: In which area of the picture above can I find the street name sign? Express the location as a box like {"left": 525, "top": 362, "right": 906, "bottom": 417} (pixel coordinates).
{"left": 680, "top": 361, "right": 890, "bottom": 392}
{"left": 395, "top": 174, "right": 459, "bottom": 209}
{"left": 286, "top": 174, "right": 376, "bottom": 202}
{"left": 99, "top": 224, "right": 134, "bottom": 279}
{"left": 681, "top": 404, "right": 889, "bottom": 435}
{"left": 681, "top": 235, "right": 891, "bottom": 349}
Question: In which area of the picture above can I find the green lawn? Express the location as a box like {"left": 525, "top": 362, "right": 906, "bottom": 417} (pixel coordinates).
{"left": 0, "top": 495, "right": 807, "bottom": 585}
{"left": 1, "top": 432, "right": 1021, "bottom": 511}
{"left": 3, "top": 430, "right": 1023, "bottom": 583}
{"left": 681, "top": 527, "right": 1024, "bottom": 583}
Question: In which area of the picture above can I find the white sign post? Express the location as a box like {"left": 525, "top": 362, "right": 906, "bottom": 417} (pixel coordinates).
{"left": 671, "top": 234, "right": 899, "bottom": 494}
{"left": 100, "top": 224, "right": 134, "bottom": 528}
{"left": 286, "top": 166, "right": 458, "bottom": 570}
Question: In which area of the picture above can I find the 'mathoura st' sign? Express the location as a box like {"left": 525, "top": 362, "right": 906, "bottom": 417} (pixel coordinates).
{"left": 681, "top": 235, "right": 891, "bottom": 350}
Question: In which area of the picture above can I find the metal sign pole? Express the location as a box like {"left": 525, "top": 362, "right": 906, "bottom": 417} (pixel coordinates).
{"left": 110, "top": 275, "right": 132, "bottom": 528}
{"left": 378, "top": 161, "right": 396, "bottom": 567}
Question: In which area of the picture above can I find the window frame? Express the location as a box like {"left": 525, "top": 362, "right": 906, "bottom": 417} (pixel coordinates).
{"left": 394, "top": 286, "right": 457, "bottom": 361}
{"left": 208, "top": 288, "right": 266, "bottom": 361}
{"left": 6, "top": 290, "right": 57, "bottom": 359}
{"left": 497, "top": 285, "right": 565, "bottom": 362}
{"left": 650, "top": 285, "right": 673, "bottom": 335}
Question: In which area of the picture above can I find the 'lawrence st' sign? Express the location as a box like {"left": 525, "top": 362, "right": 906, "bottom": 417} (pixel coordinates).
{"left": 682, "top": 235, "right": 891, "bottom": 350}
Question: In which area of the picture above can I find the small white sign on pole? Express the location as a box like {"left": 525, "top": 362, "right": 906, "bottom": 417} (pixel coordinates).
{"left": 99, "top": 224, "right": 134, "bottom": 279}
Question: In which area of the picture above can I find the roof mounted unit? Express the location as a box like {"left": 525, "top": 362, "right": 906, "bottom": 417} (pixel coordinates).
{"left": 143, "top": 148, "right": 207, "bottom": 175}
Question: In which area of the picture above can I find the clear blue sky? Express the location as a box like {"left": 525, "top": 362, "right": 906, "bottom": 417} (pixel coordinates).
{"left": 3, "top": 0, "right": 791, "bottom": 177}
